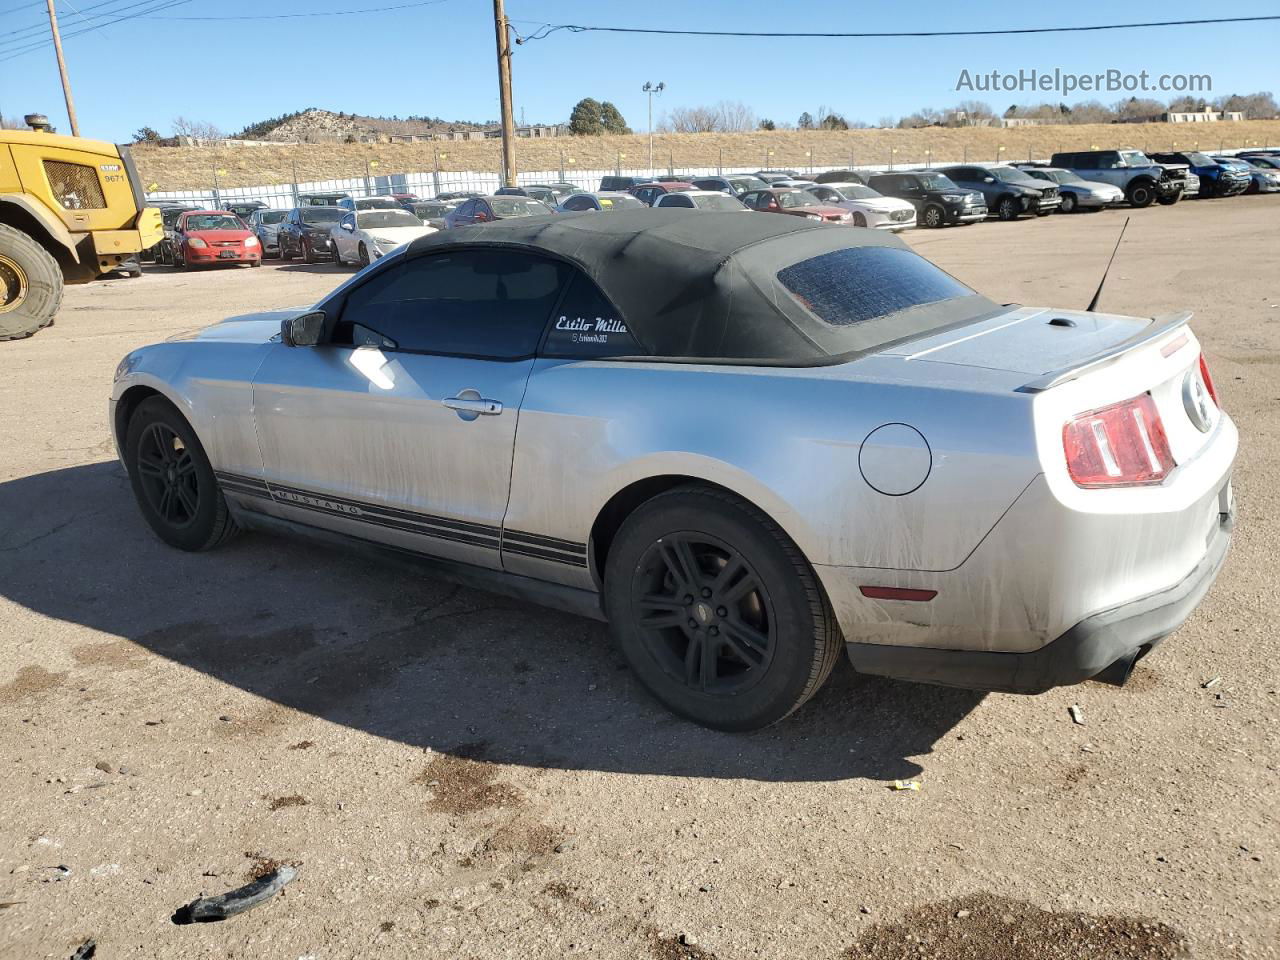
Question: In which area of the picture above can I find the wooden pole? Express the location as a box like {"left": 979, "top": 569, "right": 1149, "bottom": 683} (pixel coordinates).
{"left": 492, "top": 0, "right": 516, "bottom": 187}
{"left": 45, "top": 0, "right": 79, "bottom": 136}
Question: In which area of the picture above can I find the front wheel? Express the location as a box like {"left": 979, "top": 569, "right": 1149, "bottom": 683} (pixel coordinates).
{"left": 1127, "top": 181, "right": 1155, "bottom": 208}
{"left": 996, "top": 196, "right": 1020, "bottom": 221}
{"left": 124, "top": 396, "right": 238, "bottom": 552}
{"left": 279, "top": 236, "right": 294, "bottom": 261}
{"left": 302, "top": 239, "right": 316, "bottom": 264}
{"left": 851, "top": 212, "right": 867, "bottom": 228}
{"left": 1059, "top": 193, "right": 1077, "bottom": 213}
{"left": 358, "top": 243, "right": 371, "bottom": 268}
{"left": 921, "top": 204, "right": 945, "bottom": 228}
{"left": 604, "top": 486, "right": 841, "bottom": 731}
{"left": 0, "top": 222, "right": 63, "bottom": 342}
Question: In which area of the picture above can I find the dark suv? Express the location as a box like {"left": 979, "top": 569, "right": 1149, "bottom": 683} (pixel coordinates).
{"left": 935, "top": 165, "right": 1060, "bottom": 220}
{"left": 690, "top": 175, "right": 770, "bottom": 196}
{"left": 598, "top": 175, "right": 650, "bottom": 192}
{"left": 277, "top": 206, "right": 344, "bottom": 262}
{"left": 865, "top": 171, "right": 987, "bottom": 228}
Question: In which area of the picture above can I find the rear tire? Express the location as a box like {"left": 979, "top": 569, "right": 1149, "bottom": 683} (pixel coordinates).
{"left": 604, "top": 485, "right": 842, "bottom": 731}
{"left": 124, "top": 396, "right": 238, "bottom": 552}
{"left": 0, "top": 222, "right": 63, "bottom": 342}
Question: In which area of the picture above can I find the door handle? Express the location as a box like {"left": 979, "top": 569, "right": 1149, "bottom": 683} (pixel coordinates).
{"left": 443, "top": 395, "right": 502, "bottom": 416}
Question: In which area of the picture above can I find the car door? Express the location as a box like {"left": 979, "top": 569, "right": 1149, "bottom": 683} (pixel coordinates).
{"left": 1088, "top": 153, "right": 1124, "bottom": 188}
{"left": 250, "top": 249, "right": 571, "bottom": 569}
{"left": 335, "top": 212, "right": 356, "bottom": 261}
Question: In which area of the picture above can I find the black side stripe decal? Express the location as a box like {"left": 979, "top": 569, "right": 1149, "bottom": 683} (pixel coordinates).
{"left": 214, "top": 472, "right": 587, "bottom": 568}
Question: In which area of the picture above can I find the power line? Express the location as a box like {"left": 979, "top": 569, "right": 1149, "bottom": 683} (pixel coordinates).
{"left": 1, "top": 0, "right": 141, "bottom": 48}
{"left": 0, "top": 0, "right": 193, "bottom": 61}
{"left": 513, "top": 15, "right": 1280, "bottom": 43}
{"left": 131, "top": 0, "right": 452, "bottom": 19}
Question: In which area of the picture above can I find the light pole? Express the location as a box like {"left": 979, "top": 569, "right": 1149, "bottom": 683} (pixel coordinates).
{"left": 642, "top": 81, "right": 665, "bottom": 173}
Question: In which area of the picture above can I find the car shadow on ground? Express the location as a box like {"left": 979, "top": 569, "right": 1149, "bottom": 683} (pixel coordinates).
{"left": 274, "top": 261, "right": 349, "bottom": 274}
{"left": 0, "top": 463, "right": 982, "bottom": 783}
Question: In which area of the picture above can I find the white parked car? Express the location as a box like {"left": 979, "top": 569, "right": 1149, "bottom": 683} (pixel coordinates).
{"left": 331, "top": 208, "right": 437, "bottom": 267}
{"left": 653, "top": 190, "right": 751, "bottom": 211}
{"left": 806, "top": 182, "right": 917, "bottom": 231}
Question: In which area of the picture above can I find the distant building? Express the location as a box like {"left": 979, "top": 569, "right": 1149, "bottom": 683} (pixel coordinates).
{"left": 999, "top": 117, "right": 1047, "bottom": 128}
{"left": 1162, "top": 110, "right": 1245, "bottom": 123}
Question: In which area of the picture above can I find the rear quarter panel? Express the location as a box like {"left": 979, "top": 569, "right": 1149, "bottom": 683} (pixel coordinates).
{"left": 504, "top": 357, "right": 1042, "bottom": 589}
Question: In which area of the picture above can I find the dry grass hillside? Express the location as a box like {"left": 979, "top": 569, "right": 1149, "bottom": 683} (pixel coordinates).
{"left": 134, "top": 120, "right": 1280, "bottom": 189}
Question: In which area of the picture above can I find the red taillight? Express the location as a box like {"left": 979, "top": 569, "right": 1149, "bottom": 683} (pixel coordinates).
{"left": 1198, "top": 354, "right": 1219, "bottom": 407}
{"left": 859, "top": 586, "right": 937, "bottom": 601}
{"left": 1062, "top": 393, "right": 1175, "bottom": 488}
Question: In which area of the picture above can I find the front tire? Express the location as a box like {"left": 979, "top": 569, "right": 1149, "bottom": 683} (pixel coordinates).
{"left": 279, "top": 236, "right": 294, "bottom": 261}
{"left": 921, "top": 204, "right": 945, "bottom": 228}
{"left": 358, "top": 243, "right": 371, "bottom": 268}
{"left": 851, "top": 212, "right": 867, "bottom": 228}
{"left": 996, "top": 196, "right": 1020, "bottom": 221}
{"left": 1127, "top": 180, "right": 1156, "bottom": 208}
{"left": 0, "top": 222, "right": 63, "bottom": 342}
{"left": 124, "top": 397, "right": 238, "bottom": 552}
{"left": 604, "top": 485, "right": 841, "bottom": 731}
{"left": 1059, "top": 193, "right": 1077, "bottom": 213}
{"left": 302, "top": 239, "right": 316, "bottom": 264}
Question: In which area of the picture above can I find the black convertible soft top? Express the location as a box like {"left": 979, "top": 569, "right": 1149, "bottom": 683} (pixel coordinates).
{"left": 404, "top": 209, "right": 997, "bottom": 364}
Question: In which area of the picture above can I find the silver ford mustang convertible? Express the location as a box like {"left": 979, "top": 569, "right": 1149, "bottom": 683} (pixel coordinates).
{"left": 111, "top": 210, "right": 1236, "bottom": 730}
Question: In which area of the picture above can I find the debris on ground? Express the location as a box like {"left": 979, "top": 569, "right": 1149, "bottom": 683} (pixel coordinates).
{"left": 69, "top": 939, "right": 96, "bottom": 960}
{"left": 1069, "top": 705, "right": 1086, "bottom": 725}
{"left": 172, "top": 865, "right": 298, "bottom": 924}
{"left": 890, "top": 780, "right": 921, "bottom": 792}
{"left": 1201, "top": 676, "right": 1223, "bottom": 689}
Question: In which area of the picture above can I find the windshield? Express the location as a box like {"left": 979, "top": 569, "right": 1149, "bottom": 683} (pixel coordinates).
{"left": 1183, "top": 152, "right": 1215, "bottom": 166}
{"left": 1046, "top": 169, "right": 1081, "bottom": 184}
{"left": 778, "top": 246, "right": 978, "bottom": 327}
{"left": 490, "top": 197, "right": 552, "bottom": 217}
{"left": 356, "top": 198, "right": 400, "bottom": 209}
{"left": 412, "top": 203, "right": 451, "bottom": 217}
{"left": 260, "top": 210, "right": 287, "bottom": 224}
{"left": 184, "top": 214, "right": 244, "bottom": 231}
{"left": 729, "top": 177, "right": 769, "bottom": 192}
{"left": 1119, "top": 150, "right": 1150, "bottom": 166}
{"left": 300, "top": 208, "right": 344, "bottom": 223}
{"left": 357, "top": 210, "right": 421, "bottom": 229}
{"left": 777, "top": 191, "right": 819, "bottom": 209}
{"left": 990, "top": 166, "right": 1034, "bottom": 182}
{"left": 596, "top": 194, "right": 644, "bottom": 210}
{"left": 695, "top": 194, "right": 748, "bottom": 211}
{"left": 918, "top": 174, "right": 958, "bottom": 191}
{"left": 836, "top": 184, "right": 880, "bottom": 200}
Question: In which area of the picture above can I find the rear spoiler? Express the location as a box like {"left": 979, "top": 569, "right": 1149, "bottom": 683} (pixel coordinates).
{"left": 1017, "top": 310, "right": 1193, "bottom": 393}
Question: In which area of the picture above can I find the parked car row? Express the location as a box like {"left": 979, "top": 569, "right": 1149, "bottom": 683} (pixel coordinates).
{"left": 139, "top": 147, "right": 1279, "bottom": 272}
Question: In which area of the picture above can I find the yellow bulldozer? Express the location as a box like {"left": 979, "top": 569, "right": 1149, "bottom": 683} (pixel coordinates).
{"left": 1, "top": 114, "right": 162, "bottom": 341}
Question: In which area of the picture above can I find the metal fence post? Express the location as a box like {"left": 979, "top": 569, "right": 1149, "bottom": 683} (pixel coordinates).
{"left": 291, "top": 159, "right": 300, "bottom": 206}
{"left": 212, "top": 165, "right": 220, "bottom": 208}
{"left": 718, "top": 146, "right": 723, "bottom": 175}
{"left": 432, "top": 145, "right": 441, "bottom": 197}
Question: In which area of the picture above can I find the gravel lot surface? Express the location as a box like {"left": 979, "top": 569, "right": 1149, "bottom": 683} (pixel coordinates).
{"left": 1, "top": 197, "right": 1277, "bottom": 960}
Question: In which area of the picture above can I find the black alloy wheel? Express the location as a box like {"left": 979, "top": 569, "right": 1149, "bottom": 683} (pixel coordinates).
{"left": 631, "top": 532, "right": 776, "bottom": 696}
{"left": 125, "top": 397, "right": 238, "bottom": 551}
{"left": 605, "top": 485, "right": 842, "bottom": 731}
{"left": 1127, "top": 182, "right": 1155, "bottom": 207}
{"left": 996, "top": 196, "right": 1020, "bottom": 221}
{"left": 358, "top": 243, "right": 370, "bottom": 268}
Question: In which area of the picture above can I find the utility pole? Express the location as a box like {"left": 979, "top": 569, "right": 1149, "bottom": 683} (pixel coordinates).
{"left": 642, "top": 81, "right": 664, "bottom": 172}
{"left": 45, "top": 0, "right": 79, "bottom": 136}
{"left": 492, "top": 0, "right": 516, "bottom": 187}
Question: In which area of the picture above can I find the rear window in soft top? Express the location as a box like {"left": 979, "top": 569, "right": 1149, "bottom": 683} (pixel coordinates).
{"left": 777, "top": 246, "right": 977, "bottom": 327}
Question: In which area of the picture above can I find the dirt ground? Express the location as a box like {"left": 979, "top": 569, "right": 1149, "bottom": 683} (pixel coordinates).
{"left": 1, "top": 196, "right": 1277, "bottom": 960}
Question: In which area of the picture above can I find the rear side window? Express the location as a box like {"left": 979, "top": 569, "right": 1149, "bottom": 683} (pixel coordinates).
{"left": 777, "top": 246, "right": 977, "bottom": 327}
{"left": 337, "top": 251, "right": 568, "bottom": 357}
{"left": 543, "top": 271, "right": 641, "bottom": 358}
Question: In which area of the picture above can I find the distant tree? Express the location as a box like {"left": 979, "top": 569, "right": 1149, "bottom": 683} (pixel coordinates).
{"left": 171, "top": 116, "right": 225, "bottom": 140}
{"left": 819, "top": 113, "right": 849, "bottom": 130}
{"left": 876, "top": 115, "right": 896, "bottom": 128}
{"left": 599, "top": 101, "right": 632, "bottom": 134}
{"left": 569, "top": 98, "right": 605, "bottom": 135}
{"left": 1111, "top": 97, "right": 1164, "bottom": 121}
{"left": 1213, "top": 91, "right": 1277, "bottom": 118}
{"left": 758, "top": 118, "right": 776, "bottom": 130}
{"left": 1067, "top": 100, "right": 1116, "bottom": 124}
{"left": 797, "top": 111, "right": 814, "bottom": 129}
{"left": 132, "top": 126, "right": 161, "bottom": 143}
{"left": 955, "top": 99, "right": 994, "bottom": 120}
{"left": 656, "top": 101, "right": 756, "bottom": 133}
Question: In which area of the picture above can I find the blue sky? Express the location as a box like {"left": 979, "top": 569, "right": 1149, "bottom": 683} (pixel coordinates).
{"left": 0, "top": 0, "right": 1275, "bottom": 141}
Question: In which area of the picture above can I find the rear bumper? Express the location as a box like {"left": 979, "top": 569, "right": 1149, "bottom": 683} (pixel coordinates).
{"left": 845, "top": 504, "right": 1233, "bottom": 693}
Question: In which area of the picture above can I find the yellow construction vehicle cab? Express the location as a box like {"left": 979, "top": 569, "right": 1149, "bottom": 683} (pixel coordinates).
{"left": 1, "top": 122, "right": 162, "bottom": 341}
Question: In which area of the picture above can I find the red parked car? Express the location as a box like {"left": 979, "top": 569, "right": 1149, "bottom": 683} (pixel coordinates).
{"left": 629, "top": 181, "right": 696, "bottom": 206}
{"left": 171, "top": 210, "right": 261, "bottom": 268}
{"left": 737, "top": 188, "right": 852, "bottom": 224}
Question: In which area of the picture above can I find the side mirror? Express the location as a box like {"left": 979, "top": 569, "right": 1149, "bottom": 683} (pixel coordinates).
{"left": 281, "top": 310, "right": 325, "bottom": 348}
{"left": 341, "top": 222, "right": 354, "bottom": 231}
{"left": 983, "top": 176, "right": 995, "bottom": 183}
